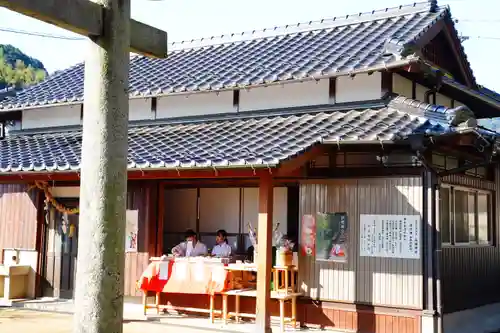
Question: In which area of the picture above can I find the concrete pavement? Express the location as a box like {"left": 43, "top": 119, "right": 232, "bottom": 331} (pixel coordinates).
{"left": 0, "top": 307, "right": 329, "bottom": 333}
{"left": 0, "top": 308, "right": 237, "bottom": 333}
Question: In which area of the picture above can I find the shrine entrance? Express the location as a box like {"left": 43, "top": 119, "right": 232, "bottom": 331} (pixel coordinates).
{"left": 41, "top": 199, "right": 79, "bottom": 299}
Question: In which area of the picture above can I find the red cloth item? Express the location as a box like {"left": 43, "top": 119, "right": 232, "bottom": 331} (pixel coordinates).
{"left": 137, "top": 260, "right": 230, "bottom": 294}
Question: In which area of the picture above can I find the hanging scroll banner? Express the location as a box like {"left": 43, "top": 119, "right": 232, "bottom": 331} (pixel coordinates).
{"left": 301, "top": 214, "right": 316, "bottom": 257}
{"left": 125, "top": 210, "right": 139, "bottom": 252}
{"left": 316, "top": 212, "right": 349, "bottom": 263}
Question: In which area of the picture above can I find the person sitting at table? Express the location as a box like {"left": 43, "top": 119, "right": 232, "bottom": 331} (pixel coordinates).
{"left": 172, "top": 229, "right": 208, "bottom": 257}
{"left": 211, "top": 229, "right": 232, "bottom": 258}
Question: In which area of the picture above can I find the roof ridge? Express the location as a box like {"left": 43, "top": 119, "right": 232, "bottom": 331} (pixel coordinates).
{"left": 166, "top": 2, "right": 438, "bottom": 52}
{"left": 388, "top": 95, "right": 449, "bottom": 122}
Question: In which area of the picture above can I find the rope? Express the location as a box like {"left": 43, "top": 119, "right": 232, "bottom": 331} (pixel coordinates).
{"left": 27, "top": 181, "right": 79, "bottom": 215}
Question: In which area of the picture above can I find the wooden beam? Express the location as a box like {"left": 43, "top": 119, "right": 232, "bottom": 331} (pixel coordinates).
{"left": 276, "top": 144, "right": 329, "bottom": 176}
{"left": 0, "top": 167, "right": 291, "bottom": 182}
{"left": 306, "top": 166, "right": 423, "bottom": 178}
{"left": 443, "top": 21, "right": 475, "bottom": 88}
{"left": 255, "top": 173, "right": 273, "bottom": 333}
{"left": 0, "top": 0, "right": 168, "bottom": 58}
{"left": 34, "top": 189, "right": 46, "bottom": 298}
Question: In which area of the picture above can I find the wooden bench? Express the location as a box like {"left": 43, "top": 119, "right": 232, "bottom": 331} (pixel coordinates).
{"left": 220, "top": 289, "right": 302, "bottom": 333}
{"left": 143, "top": 291, "right": 223, "bottom": 320}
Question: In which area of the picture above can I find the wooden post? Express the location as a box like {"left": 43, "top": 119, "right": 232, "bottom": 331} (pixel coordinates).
{"left": 255, "top": 174, "right": 273, "bottom": 332}
{"left": 72, "top": 1, "right": 130, "bottom": 332}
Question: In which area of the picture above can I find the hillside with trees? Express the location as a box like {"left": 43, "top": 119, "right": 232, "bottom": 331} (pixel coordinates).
{"left": 0, "top": 44, "right": 47, "bottom": 90}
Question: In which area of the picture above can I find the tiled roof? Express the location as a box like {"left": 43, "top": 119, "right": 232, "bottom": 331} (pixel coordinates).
{"left": 0, "top": 97, "right": 472, "bottom": 174}
{"left": 479, "top": 86, "right": 500, "bottom": 104}
{"left": 0, "top": 2, "right": 451, "bottom": 110}
{"left": 442, "top": 77, "right": 500, "bottom": 109}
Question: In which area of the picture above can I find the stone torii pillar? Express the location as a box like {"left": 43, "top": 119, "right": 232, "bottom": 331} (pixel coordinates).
{"left": 0, "top": 1, "right": 168, "bottom": 333}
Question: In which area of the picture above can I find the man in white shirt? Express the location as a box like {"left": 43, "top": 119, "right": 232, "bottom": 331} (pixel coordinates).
{"left": 172, "top": 229, "right": 208, "bottom": 257}
{"left": 211, "top": 229, "right": 232, "bottom": 258}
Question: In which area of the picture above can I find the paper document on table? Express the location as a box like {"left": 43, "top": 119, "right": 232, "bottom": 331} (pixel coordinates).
{"left": 174, "top": 262, "right": 188, "bottom": 280}
{"left": 212, "top": 265, "right": 226, "bottom": 283}
{"left": 158, "top": 262, "right": 170, "bottom": 280}
{"left": 194, "top": 261, "right": 205, "bottom": 281}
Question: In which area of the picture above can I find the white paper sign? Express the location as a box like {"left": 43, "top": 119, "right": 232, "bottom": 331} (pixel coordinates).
{"left": 125, "top": 210, "right": 139, "bottom": 252}
{"left": 359, "top": 214, "right": 421, "bottom": 259}
{"left": 158, "top": 262, "right": 170, "bottom": 280}
{"left": 174, "top": 262, "right": 188, "bottom": 279}
{"left": 194, "top": 261, "right": 205, "bottom": 281}
{"left": 212, "top": 265, "right": 226, "bottom": 283}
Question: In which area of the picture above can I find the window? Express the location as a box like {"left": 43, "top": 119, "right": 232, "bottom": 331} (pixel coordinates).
{"left": 439, "top": 186, "right": 493, "bottom": 245}
{"left": 440, "top": 187, "right": 451, "bottom": 243}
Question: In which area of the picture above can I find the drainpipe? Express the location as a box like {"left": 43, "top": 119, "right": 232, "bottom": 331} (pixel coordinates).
{"left": 430, "top": 173, "right": 443, "bottom": 333}
{"left": 424, "top": 89, "right": 436, "bottom": 104}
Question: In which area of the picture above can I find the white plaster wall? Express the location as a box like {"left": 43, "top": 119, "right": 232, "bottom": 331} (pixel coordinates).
{"left": 415, "top": 83, "right": 428, "bottom": 103}
{"left": 199, "top": 188, "right": 240, "bottom": 233}
{"left": 393, "top": 73, "right": 413, "bottom": 98}
{"left": 129, "top": 98, "right": 154, "bottom": 121}
{"left": 239, "top": 79, "right": 329, "bottom": 112}
{"left": 394, "top": 75, "right": 462, "bottom": 108}
{"left": 335, "top": 72, "right": 382, "bottom": 103}
{"left": 436, "top": 92, "right": 452, "bottom": 107}
{"left": 51, "top": 186, "right": 80, "bottom": 198}
{"left": 22, "top": 105, "right": 81, "bottom": 129}
{"left": 156, "top": 91, "right": 235, "bottom": 119}
{"left": 242, "top": 187, "right": 288, "bottom": 236}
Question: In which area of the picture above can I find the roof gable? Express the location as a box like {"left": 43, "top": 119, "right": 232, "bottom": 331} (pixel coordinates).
{"left": 1, "top": 2, "right": 452, "bottom": 111}
{"left": 418, "top": 9, "right": 476, "bottom": 87}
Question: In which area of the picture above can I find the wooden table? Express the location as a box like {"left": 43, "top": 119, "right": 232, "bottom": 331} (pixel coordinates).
{"left": 137, "top": 258, "right": 230, "bottom": 320}
{"left": 220, "top": 288, "right": 302, "bottom": 333}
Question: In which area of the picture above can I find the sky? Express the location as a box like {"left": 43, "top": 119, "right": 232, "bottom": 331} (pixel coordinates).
{"left": 0, "top": 0, "right": 499, "bottom": 91}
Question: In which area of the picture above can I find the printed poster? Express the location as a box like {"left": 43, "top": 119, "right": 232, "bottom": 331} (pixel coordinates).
{"left": 125, "top": 210, "right": 139, "bottom": 252}
{"left": 315, "top": 212, "right": 349, "bottom": 263}
{"left": 301, "top": 214, "right": 316, "bottom": 257}
{"left": 359, "top": 214, "right": 420, "bottom": 259}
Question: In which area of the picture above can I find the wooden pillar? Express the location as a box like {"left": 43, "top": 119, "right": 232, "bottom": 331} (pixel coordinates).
{"left": 156, "top": 183, "right": 165, "bottom": 256}
{"left": 255, "top": 173, "right": 273, "bottom": 332}
{"left": 145, "top": 182, "right": 159, "bottom": 257}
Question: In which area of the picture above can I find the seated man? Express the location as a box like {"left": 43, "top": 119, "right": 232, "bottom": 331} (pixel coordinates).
{"left": 172, "top": 229, "right": 208, "bottom": 257}
{"left": 211, "top": 229, "right": 232, "bottom": 258}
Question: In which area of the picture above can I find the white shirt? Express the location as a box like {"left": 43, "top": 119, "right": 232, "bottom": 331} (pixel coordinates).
{"left": 212, "top": 242, "right": 232, "bottom": 257}
{"left": 172, "top": 241, "right": 208, "bottom": 257}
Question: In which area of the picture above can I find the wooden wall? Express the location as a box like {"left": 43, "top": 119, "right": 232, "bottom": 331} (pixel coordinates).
{"left": 162, "top": 187, "right": 288, "bottom": 253}
{"left": 124, "top": 181, "right": 158, "bottom": 296}
{"left": 158, "top": 293, "right": 421, "bottom": 333}
{"left": 440, "top": 172, "right": 500, "bottom": 313}
{"left": 0, "top": 184, "right": 39, "bottom": 262}
{"left": 298, "top": 177, "right": 423, "bottom": 309}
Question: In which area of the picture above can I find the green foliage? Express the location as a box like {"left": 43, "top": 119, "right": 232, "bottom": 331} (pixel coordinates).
{"left": 0, "top": 44, "right": 47, "bottom": 90}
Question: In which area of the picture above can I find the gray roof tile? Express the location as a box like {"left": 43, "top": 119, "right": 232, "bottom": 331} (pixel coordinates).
{"left": 479, "top": 86, "right": 500, "bottom": 104}
{"left": 0, "top": 2, "right": 451, "bottom": 110}
{"left": 0, "top": 97, "right": 462, "bottom": 173}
